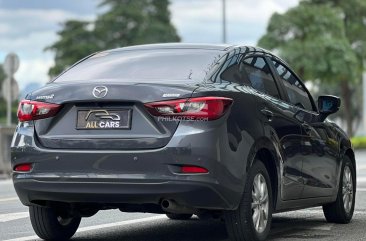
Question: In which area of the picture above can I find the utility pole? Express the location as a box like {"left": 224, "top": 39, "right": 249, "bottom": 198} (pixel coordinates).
{"left": 222, "top": 0, "right": 226, "bottom": 43}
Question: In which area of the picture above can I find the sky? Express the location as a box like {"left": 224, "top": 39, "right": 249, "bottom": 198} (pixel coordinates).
{"left": 0, "top": 0, "right": 299, "bottom": 91}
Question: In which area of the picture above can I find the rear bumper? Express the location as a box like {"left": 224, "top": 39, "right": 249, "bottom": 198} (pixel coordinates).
{"left": 11, "top": 120, "right": 250, "bottom": 211}
{"left": 13, "top": 178, "right": 231, "bottom": 209}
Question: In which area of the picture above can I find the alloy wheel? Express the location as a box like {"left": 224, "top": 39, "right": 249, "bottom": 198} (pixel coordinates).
{"left": 251, "top": 173, "right": 269, "bottom": 233}
{"left": 342, "top": 165, "right": 353, "bottom": 214}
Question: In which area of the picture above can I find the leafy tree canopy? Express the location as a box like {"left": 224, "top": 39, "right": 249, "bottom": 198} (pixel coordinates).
{"left": 47, "top": 0, "right": 180, "bottom": 77}
{"left": 46, "top": 20, "right": 98, "bottom": 77}
{"left": 306, "top": 0, "right": 366, "bottom": 77}
{"left": 258, "top": 2, "right": 358, "bottom": 83}
{"left": 307, "top": 0, "right": 366, "bottom": 57}
{"left": 258, "top": 1, "right": 364, "bottom": 136}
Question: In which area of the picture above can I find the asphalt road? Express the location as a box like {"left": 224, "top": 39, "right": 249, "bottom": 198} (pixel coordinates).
{"left": 1, "top": 151, "right": 366, "bottom": 241}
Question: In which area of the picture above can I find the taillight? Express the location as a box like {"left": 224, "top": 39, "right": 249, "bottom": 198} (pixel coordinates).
{"left": 17, "top": 100, "right": 62, "bottom": 122}
{"left": 144, "top": 97, "right": 233, "bottom": 120}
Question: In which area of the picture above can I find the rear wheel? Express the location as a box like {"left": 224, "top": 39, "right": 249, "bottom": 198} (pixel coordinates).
{"left": 323, "top": 156, "right": 356, "bottom": 223}
{"left": 225, "top": 160, "right": 273, "bottom": 241}
{"left": 29, "top": 206, "right": 81, "bottom": 241}
{"left": 166, "top": 213, "right": 193, "bottom": 220}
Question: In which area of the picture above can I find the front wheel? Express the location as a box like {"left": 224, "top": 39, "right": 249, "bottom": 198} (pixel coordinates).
{"left": 29, "top": 206, "right": 81, "bottom": 241}
{"left": 225, "top": 160, "right": 273, "bottom": 241}
{"left": 323, "top": 156, "right": 356, "bottom": 223}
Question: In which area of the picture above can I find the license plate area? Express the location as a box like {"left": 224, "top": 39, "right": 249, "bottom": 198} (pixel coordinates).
{"left": 76, "top": 109, "right": 132, "bottom": 130}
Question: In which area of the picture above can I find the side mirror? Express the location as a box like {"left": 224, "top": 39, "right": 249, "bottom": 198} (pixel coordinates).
{"left": 318, "top": 95, "right": 340, "bottom": 121}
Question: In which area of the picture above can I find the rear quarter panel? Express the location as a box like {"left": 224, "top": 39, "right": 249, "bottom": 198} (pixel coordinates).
{"left": 191, "top": 83, "right": 279, "bottom": 207}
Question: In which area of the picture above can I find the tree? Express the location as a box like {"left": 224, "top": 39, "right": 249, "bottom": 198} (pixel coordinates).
{"left": 47, "top": 0, "right": 180, "bottom": 77}
{"left": 314, "top": 80, "right": 363, "bottom": 133}
{"left": 94, "top": 0, "right": 180, "bottom": 48}
{"left": 307, "top": 0, "right": 366, "bottom": 64}
{"left": 307, "top": 0, "right": 366, "bottom": 135}
{"left": 258, "top": 2, "right": 359, "bottom": 136}
{"left": 46, "top": 20, "right": 99, "bottom": 77}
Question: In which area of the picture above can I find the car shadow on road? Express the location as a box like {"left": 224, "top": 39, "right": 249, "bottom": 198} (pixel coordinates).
{"left": 73, "top": 217, "right": 228, "bottom": 241}
{"left": 72, "top": 215, "right": 333, "bottom": 241}
{"left": 269, "top": 216, "right": 332, "bottom": 240}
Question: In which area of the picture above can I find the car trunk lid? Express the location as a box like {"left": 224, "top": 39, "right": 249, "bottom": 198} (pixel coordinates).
{"left": 30, "top": 82, "right": 198, "bottom": 150}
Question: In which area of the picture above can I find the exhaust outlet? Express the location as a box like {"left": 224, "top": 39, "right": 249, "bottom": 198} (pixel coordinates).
{"left": 161, "top": 199, "right": 196, "bottom": 214}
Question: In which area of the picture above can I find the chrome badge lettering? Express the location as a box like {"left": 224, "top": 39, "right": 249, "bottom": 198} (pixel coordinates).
{"left": 162, "top": 93, "right": 180, "bottom": 98}
{"left": 35, "top": 94, "right": 54, "bottom": 100}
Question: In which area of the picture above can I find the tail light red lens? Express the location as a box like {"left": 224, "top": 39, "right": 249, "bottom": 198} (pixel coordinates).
{"left": 14, "top": 163, "right": 33, "bottom": 172}
{"left": 181, "top": 166, "right": 209, "bottom": 174}
{"left": 144, "top": 97, "right": 233, "bottom": 120}
{"left": 17, "top": 100, "right": 61, "bottom": 122}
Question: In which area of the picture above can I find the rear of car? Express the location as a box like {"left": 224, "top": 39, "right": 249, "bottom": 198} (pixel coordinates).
{"left": 11, "top": 46, "right": 244, "bottom": 217}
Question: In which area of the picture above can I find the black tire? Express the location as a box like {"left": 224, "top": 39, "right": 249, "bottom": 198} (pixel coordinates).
{"left": 224, "top": 160, "right": 273, "bottom": 241}
{"left": 323, "top": 156, "right": 356, "bottom": 224}
{"left": 166, "top": 213, "right": 193, "bottom": 220}
{"left": 29, "top": 206, "right": 81, "bottom": 241}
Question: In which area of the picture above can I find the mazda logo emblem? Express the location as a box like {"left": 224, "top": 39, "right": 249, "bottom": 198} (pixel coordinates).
{"left": 92, "top": 86, "right": 108, "bottom": 98}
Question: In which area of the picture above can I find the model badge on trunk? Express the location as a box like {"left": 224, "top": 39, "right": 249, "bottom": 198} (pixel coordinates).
{"left": 92, "top": 86, "right": 108, "bottom": 98}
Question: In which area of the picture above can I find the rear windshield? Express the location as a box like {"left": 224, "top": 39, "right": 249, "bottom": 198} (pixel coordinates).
{"left": 53, "top": 49, "right": 222, "bottom": 83}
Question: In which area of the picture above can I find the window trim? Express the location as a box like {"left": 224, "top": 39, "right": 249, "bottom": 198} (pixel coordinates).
{"left": 237, "top": 54, "right": 284, "bottom": 100}
{"left": 207, "top": 51, "right": 239, "bottom": 84}
{"left": 268, "top": 57, "right": 318, "bottom": 113}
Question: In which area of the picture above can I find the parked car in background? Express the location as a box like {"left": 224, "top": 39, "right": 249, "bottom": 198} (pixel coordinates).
{"left": 11, "top": 43, "right": 356, "bottom": 241}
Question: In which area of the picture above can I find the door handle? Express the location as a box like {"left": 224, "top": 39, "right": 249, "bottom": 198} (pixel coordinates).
{"left": 261, "top": 109, "right": 274, "bottom": 121}
{"left": 302, "top": 123, "right": 312, "bottom": 134}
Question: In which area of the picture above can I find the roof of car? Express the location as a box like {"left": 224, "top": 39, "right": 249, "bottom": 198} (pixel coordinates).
{"left": 110, "top": 43, "right": 233, "bottom": 52}
{"left": 94, "top": 43, "right": 278, "bottom": 63}
{"left": 104, "top": 43, "right": 274, "bottom": 56}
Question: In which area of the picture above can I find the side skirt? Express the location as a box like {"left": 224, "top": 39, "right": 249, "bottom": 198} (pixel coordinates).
{"left": 274, "top": 196, "right": 336, "bottom": 213}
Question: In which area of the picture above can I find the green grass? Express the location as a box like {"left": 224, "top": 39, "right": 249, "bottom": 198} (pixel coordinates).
{"left": 351, "top": 136, "right": 366, "bottom": 149}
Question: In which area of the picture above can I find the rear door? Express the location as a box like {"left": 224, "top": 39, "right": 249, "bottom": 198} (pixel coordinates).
{"left": 238, "top": 55, "right": 305, "bottom": 200}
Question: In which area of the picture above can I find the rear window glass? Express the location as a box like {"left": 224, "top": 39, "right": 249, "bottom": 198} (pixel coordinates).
{"left": 53, "top": 49, "right": 222, "bottom": 83}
